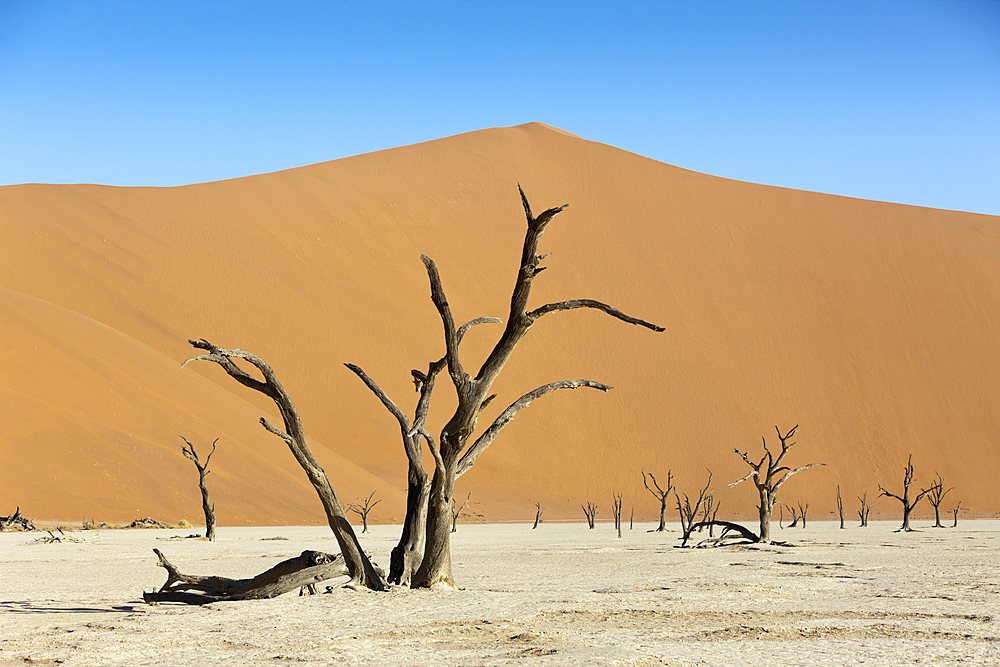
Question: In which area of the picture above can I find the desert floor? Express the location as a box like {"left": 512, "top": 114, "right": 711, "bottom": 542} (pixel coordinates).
{"left": 1, "top": 520, "right": 998, "bottom": 666}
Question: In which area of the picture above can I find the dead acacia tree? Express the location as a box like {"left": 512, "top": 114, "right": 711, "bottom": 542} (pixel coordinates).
{"left": 345, "top": 316, "right": 500, "bottom": 585}
{"left": 143, "top": 548, "right": 349, "bottom": 604}
{"left": 797, "top": 502, "right": 809, "bottom": 528}
{"left": 951, "top": 500, "right": 962, "bottom": 527}
{"left": 532, "top": 502, "right": 544, "bottom": 529}
{"left": 785, "top": 503, "right": 800, "bottom": 528}
{"left": 411, "top": 186, "right": 663, "bottom": 587}
{"left": 676, "top": 471, "right": 712, "bottom": 546}
{"left": 731, "top": 425, "right": 824, "bottom": 544}
{"left": 348, "top": 491, "right": 381, "bottom": 534}
{"left": 836, "top": 485, "right": 844, "bottom": 529}
{"left": 451, "top": 492, "right": 471, "bottom": 533}
{"left": 180, "top": 436, "right": 217, "bottom": 541}
{"left": 857, "top": 491, "right": 873, "bottom": 526}
{"left": 582, "top": 502, "right": 598, "bottom": 529}
{"left": 181, "top": 340, "right": 386, "bottom": 591}
{"left": 924, "top": 472, "right": 952, "bottom": 528}
{"left": 878, "top": 454, "right": 937, "bottom": 532}
{"left": 642, "top": 469, "right": 673, "bottom": 532}
{"left": 612, "top": 492, "right": 623, "bottom": 539}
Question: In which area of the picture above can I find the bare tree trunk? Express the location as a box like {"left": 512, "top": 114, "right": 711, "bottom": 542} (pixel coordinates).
{"left": 582, "top": 502, "right": 598, "bottom": 529}
{"left": 836, "top": 485, "right": 844, "bottom": 529}
{"left": 347, "top": 491, "right": 381, "bottom": 534}
{"left": 180, "top": 437, "right": 217, "bottom": 541}
{"left": 732, "top": 425, "right": 823, "bottom": 544}
{"left": 411, "top": 186, "right": 662, "bottom": 588}
{"left": 642, "top": 470, "right": 673, "bottom": 532}
{"left": 925, "top": 472, "right": 952, "bottom": 528}
{"left": 451, "top": 492, "right": 471, "bottom": 533}
{"left": 951, "top": 500, "right": 962, "bottom": 527}
{"left": 797, "top": 502, "right": 808, "bottom": 528}
{"left": 345, "top": 318, "right": 495, "bottom": 586}
{"left": 532, "top": 502, "right": 544, "bottom": 529}
{"left": 785, "top": 504, "right": 799, "bottom": 528}
{"left": 879, "top": 454, "right": 936, "bottom": 532}
{"left": 858, "top": 491, "right": 873, "bottom": 527}
{"left": 612, "top": 492, "right": 623, "bottom": 539}
{"left": 182, "top": 341, "right": 385, "bottom": 591}
{"left": 677, "top": 471, "right": 715, "bottom": 546}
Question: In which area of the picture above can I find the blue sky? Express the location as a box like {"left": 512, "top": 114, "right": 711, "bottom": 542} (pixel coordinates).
{"left": 2, "top": 0, "right": 998, "bottom": 214}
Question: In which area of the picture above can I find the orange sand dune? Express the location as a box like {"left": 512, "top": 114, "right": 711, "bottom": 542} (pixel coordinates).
{"left": 2, "top": 123, "right": 998, "bottom": 526}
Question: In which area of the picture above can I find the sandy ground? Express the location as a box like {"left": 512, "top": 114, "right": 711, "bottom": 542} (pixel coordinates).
{"left": 1, "top": 521, "right": 998, "bottom": 666}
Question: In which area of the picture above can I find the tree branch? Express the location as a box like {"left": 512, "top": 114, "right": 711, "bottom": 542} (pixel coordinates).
{"left": 528, "top": 299, "right": 665, "bottom": 331}
{"left": 456, "top": 379, "right": 612, "bottom": 478}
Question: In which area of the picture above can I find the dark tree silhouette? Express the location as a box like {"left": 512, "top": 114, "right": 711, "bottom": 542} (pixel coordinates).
{"left": 348, "top": 491, "right": 381, "bottom": 533}
{"left": 411, "top": 186, "right": 662, "bottom": 588}
{"left": 731, "top": 425, "right": 824, "bottom": 544}
{"left": 924, "top": 472, "right": 952, "bottom": 528}
{"left": 878, "top": 454, "right": 938, "bottom": 532}
{"left": 642, "top": 469, "right": 673, "bottom": 532}
{"left": 582, "top": 502, "right": 598, "bottom": 529}
{"left": 179, "top": 436, "right": 217, "bottom": 541}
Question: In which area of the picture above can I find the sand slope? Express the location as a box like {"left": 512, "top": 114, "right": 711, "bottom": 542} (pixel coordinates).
{"left": 1, "top": 122, "right": 998, "bottom": 524}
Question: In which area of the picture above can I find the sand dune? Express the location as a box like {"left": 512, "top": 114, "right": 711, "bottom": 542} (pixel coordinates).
{"left": 1, "top": 122, "right": 997, "bottom": 525}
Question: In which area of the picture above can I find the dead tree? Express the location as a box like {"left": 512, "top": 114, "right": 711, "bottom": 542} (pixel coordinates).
{"left": 182, "top": 340, "right": 386, "bottom": 591}
{"left": 180, "top": 436, "right": 217, "bottom": 541}
{"left": 676, "top": 471, "right": 712, "bottom": 546}
{"left": 345, "top": 315, "right": 499, "bottom": 585}
{"left": 836, "top": 485, "right": 844, "bottom": 529}
{"left": 785, "top": 503, "right": 800, "bottom": 528}
{"left": 878, "top": 454, "right": 937, "bottom": 532}
{"left": 642, "top": 469, "right": 673, "bottom": 532}
{"left": 412, "top": 186, "right": 663, "bottom": 588}
{"left": 143, "top": 548, "right": 356, "bottom": 604}
{"left": 924, "top": 472, "right": 952, "bottom": 528}
{"left": 857, "top": 491, "right": 873, "bottom": 526}
{"left": 451, "top": 492, "right": 471, "bottom": 533}
{"left": 532, "top": 502, "right": 544, "bottom": 529}
{"left": 582, "top": 502, "right": 598, "bottom": 529}
{"left": 347, "top": 491, "right": 381, "bottom": 534}
{"left": 731, "top": 425, "right": 824, "bottom": 544}
{"left": 612, "top": 492, "right": 623, "bottom": 539}
{"left": 951, "top": 500, "right": 962, "bottom": 527}
{"left": 0, "top": 507, "right": 36, "bottom": 531}
{"left": 797, "top": 502, "right": 809, "bottom": 528}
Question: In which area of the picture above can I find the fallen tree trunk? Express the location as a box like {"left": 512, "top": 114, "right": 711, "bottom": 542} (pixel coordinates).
{"left": 0, "top": 507, "right": 36, "bottom": 531}
{"left": 142, "top": 548, "right": 356, "bottom": 605}
{"left": 682, "top": 520, "right": 759, "bottom": 546}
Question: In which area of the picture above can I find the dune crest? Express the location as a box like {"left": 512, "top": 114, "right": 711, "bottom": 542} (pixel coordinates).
{"left": 1, "top": 123, "right": 997, "bottom": 524}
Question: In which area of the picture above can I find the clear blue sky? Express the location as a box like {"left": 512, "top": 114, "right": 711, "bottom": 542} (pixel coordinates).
{"left": 2, "top": 0, "right": 998, "bottom": 214}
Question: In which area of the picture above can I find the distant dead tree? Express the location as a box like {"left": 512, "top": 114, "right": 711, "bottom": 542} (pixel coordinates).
{"left": 348, "top": 491, "right": 381, "bottom": 533}
{"left": 582, "top": 502, "right": 598, "bottom": 529}
{"left": 612, "top": 492, "right": 623, "bottom": 539}
{"left": 451, "top": 492, "right": 471, "bottom": 533}
{"left": 879, "top": 454, "right": 938, "bottom": 532}
{"left": 181, "top": 340, "right": 385, "bottom": 591}
{"left": 180, "top": 436, "right": 217, "bottom": 541}
{"left": 730, "top": 425, "right": 824, "bottom": 544}
{"left": 924, "top": 472, "right": 952, "bottom": 528}
{"left": 785, "top": 503, "right": 800, "bottom": 528}
{"left": 409, "top": 185, "right": 662, "bottom": 588}
{"left": 951, "top": 500, "right": 962, "bottom": 527}
{"left": 676, "top": 471, "right": 712, "bottom": 546}
{"left": 836, "top": 485, "right": 844, "bottom": 529}
{"left": 532, "top": 502, "right": 544, "bottom": 529}
{"left": 858, "top": 491, "right": 873, "bottom": 527}
{"left": 797, "top": 502, "right": 809, "bottom": 528}
{"left": 642, "top": 469, "right": 673, "bottom": 532}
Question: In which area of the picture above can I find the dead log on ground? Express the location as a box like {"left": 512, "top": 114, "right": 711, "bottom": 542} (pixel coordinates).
{"left": 0, "top": 507, "right": 36, "bottom": 531}
{"left": 142, "top": 548, "right": 359, "bottom": 604}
